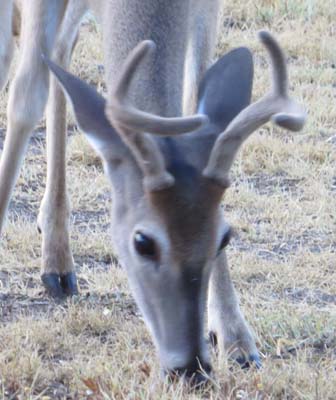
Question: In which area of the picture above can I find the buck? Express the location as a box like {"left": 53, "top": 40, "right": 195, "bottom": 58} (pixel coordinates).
{"left": 0, "top": 0, "right": 305, "bottom": 383}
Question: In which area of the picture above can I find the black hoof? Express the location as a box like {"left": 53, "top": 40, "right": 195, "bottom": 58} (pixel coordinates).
{"left": 166, "top": 362, "right": 212, "bottom": 389}
{"left": 41, "top": 272, "right": 79, "bottom": 298}
{"left": 60, "top": 272, "right": 79, "bottom": 296}
{"left": 41, "top": 273, "right": 64, "bottom": 298}
{"left": 236, "top": 353, "right": 262, "bottom": 370}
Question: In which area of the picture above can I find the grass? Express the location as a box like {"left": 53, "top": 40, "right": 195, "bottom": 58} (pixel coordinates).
{"left": 0, "top": 0, "right": 335, "bottom": 398}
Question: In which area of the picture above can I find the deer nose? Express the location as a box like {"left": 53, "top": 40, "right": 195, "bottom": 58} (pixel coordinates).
{"left": 168, "top": 360, "right": 212, "bottom": 387}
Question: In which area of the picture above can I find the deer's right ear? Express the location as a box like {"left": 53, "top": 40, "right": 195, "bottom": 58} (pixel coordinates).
{"left": 197, "top": 47, "right": 254, "bottom": 133}
{"left": 43, "top": 56, "right": 125, "bottom": 157}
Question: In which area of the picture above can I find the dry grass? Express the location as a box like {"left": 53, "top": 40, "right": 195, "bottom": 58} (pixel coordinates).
{"left": 0, "top": 0, "right": 335, "bottom": 398}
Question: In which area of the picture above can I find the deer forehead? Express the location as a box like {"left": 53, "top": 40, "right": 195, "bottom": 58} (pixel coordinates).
{"left": 143, "top": 184, "right": 222, "bottom": 259}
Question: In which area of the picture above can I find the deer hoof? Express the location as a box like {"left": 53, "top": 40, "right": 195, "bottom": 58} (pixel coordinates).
{"left": 41, "top": 272, "right": 78, "bottom": 298}
{"left": 236, "top": 353, "right": 262, "bottom": 370}
{"left": 60, "top": 272, "right": 79, "bottom": 296}
{"left": 208, "top": 332, "right": 261, "bottom": 369}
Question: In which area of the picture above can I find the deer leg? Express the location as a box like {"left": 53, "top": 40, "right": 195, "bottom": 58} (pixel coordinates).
{"left": 207, "top": 252, "right": 261, "bottom": 368}
{"left": 183, "top": 1, "right": 221, "bottom": 115}
{"left": 37, "top": 0, "right": 87, "bottom": 298}
{"left": 0, "top": 1, "right": 67, "bottom": 234}
{"left": 0, "top": 1, "right": 70, "bottom": 299}
{"left": 0, "top": 0, "right": 15, "bottom": 91}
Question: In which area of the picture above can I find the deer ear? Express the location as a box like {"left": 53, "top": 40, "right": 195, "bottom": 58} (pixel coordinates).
{"left": 43, "top": 56, "right": 125, "bottom": 157}
{"left": 197, "top": 47, "right": 254, "bottom": 132}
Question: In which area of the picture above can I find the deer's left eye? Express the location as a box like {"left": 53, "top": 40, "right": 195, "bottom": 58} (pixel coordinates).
{"left": 134, "top": 231, "right": 157, "bottom": 258}
{"left": 218, "top": 226, "right": 232, "bottom": 253}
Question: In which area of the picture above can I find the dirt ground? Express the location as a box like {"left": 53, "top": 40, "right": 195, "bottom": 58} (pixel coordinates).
{"left": 0, "top": 1, "right": 335, "bottom": 399}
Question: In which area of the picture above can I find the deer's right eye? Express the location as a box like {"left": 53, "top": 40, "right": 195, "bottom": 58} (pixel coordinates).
{"left": 134, "top": 231, "right": 157, "bottom": 258}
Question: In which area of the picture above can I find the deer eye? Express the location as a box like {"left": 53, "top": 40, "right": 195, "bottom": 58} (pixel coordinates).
{"left": 218, "top": 227, "right": 232, "bottom": 252}
{"left": 134, "top": 231, "right": 157, "bottom": 258}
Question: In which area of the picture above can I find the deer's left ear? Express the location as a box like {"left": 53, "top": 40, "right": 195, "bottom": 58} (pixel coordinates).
{"left": 197, "top": 47, "right": 254, "bottom": 132}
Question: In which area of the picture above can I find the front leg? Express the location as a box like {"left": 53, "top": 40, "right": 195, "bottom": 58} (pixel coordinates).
{"left": 37, "top": 0, "right": 87, "bottom": 298}
{"left": 207, "top": 252, "right": 261, "bottom": 368}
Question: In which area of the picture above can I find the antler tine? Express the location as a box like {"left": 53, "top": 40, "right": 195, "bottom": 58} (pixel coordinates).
{"left": 113, "top": 40, "right": 155, "bottom": 101}
{"left": 105, "top": 40, "right": 208, "bottom": 192}
{"left": 117, "top": 126, "right": 176, "bottom": 192}
{"left": 106, "top": 40, "right": 208, "bottom": 135}
{"left": 202, "top": 31, "right": 306, "bottom": 188}
{"left": 259, "top": 30, "right": 287, "bottom": 97}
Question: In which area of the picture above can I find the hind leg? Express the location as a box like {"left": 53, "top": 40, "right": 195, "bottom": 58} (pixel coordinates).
{"left": 0, "top": 1, "right": 72, "bottom": 298}
{"left": 0, "top": 0, "right": 15, "bottom": 91}
{"left": 0, "top": 0, "right": 67, "bottom": 233}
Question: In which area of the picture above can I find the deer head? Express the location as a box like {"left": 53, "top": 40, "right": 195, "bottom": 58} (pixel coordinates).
{"left": 44, "top": 31, "right": 305, "bottom": 381}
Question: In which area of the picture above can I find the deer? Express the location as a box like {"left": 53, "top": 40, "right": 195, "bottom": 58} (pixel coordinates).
{"left": 0, "top": 0, "right": 305, "bottom": 384}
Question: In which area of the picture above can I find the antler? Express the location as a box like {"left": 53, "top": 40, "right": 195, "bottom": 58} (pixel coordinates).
{"left": 105, "top": 40, "right": 208, "bottom": 192}
{"left": 202, "top": 31, "right": 306, "bottom": 187}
